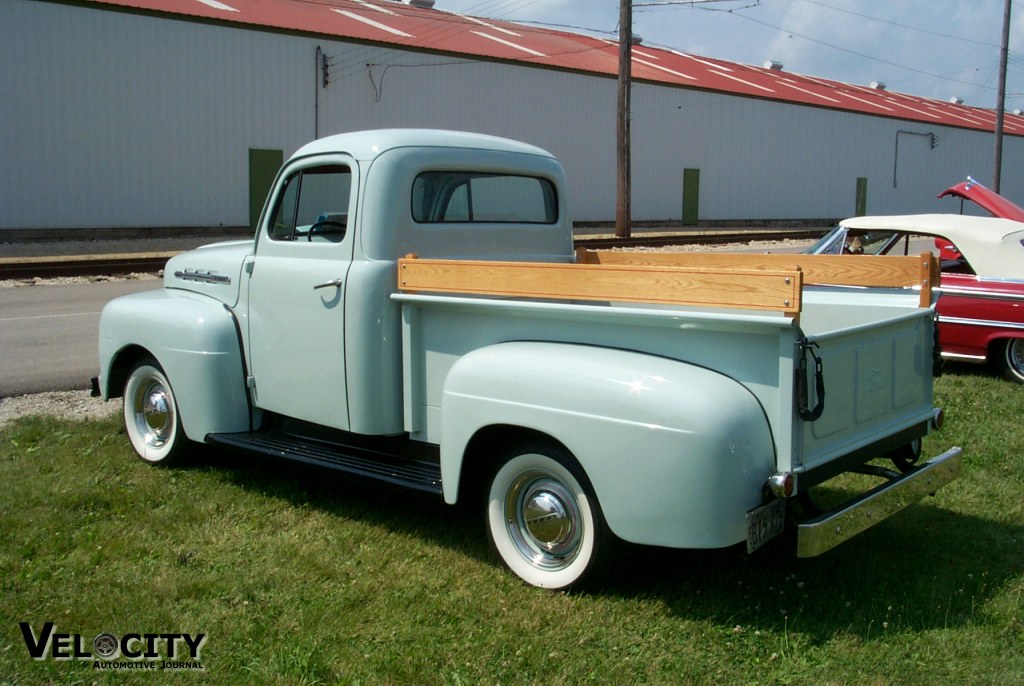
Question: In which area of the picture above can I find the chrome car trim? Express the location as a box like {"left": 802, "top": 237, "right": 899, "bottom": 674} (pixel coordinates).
{"left": 971, "top": 276, "right": 1024, "bottom": 286}
{"left": 174, "top": 269, "right": 232, "bottom": 285}
{"left": 938, "top": 315, "right": 1024, "bottom": 331}
{"left": 940, "top": 351, "right": 986, "bottom": 362}
{"left": 940, "top": 287, "right": 1024, "bottom": 302}
{"left": 797, "top": 446, "right": 962, "bottom": 558}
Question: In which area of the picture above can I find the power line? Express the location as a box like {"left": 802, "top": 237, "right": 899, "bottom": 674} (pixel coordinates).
{"left": 710, "top": 8, "right": 1010, "bottom": 94}
{"left": 797, "top": 0, "right": 1001, "bottom": 49}
{"left": 598, "top": 0, "right": 1020, "bottom": 104}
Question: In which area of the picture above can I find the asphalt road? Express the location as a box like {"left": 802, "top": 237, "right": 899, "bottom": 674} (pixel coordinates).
{"left": 0, "top": 279, "right": 160, "bottom": 396}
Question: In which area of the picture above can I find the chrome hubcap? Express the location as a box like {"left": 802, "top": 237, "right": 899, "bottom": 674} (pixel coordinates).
{"left": 134, "top": 380, "right": 173, "bottom": 449}
{"left": 505, "top": 470, "right": 582, "bottom": 570}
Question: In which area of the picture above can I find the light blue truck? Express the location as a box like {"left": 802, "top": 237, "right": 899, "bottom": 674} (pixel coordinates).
{"left": 95, "top": 129, "right": 961, "bottom": 589}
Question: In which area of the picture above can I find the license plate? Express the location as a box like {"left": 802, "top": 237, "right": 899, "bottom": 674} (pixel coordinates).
{"left": 746, "top": 498, "right": 786, "bottom": 553}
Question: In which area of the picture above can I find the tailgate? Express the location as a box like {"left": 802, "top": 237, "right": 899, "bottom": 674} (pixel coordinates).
{"left": 794, "top": 300, "right": 937, "bottom": 476}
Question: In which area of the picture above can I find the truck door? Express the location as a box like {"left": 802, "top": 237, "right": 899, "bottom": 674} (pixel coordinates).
{"left": 246, "top": 156, "right": 357, "bottom": 430}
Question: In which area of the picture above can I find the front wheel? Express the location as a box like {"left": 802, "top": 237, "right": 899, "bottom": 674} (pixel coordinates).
{"left": 996, "top": 339, "right": 1024, "bottom": 384}
{"left": 485, "top": 443, "right": 610, "bottom": 590}
{"left": 123, "top": 358, "right": 188, "bottom": 465}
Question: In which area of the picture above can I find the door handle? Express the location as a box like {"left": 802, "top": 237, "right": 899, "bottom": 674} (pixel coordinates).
{"left": 313, "top": 279, "right": 343, "bottom": 290}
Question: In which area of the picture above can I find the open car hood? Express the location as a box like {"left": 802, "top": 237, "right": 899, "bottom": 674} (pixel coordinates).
{"left": 939, "top": 177, "right": 1024, "bottom": 222}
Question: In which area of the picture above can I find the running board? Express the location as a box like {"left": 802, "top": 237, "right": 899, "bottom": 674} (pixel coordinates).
{"left": 207, "top": 430, "right": 443, "bottom": 496}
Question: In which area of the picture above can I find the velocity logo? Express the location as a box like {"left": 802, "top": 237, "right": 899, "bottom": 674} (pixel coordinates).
{"left": 19, "top": 622, "right": 205, "bottom": 670}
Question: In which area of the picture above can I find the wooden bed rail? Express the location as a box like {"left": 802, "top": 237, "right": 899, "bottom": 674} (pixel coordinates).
{"left": 398, "top": 256, "right": 804, "bottom": 317}
{"left": 575, "top": 249, "right": 939, "bottom": 309}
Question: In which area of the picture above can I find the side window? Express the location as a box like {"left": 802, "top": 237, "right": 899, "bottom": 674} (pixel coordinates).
{"left": 268, "top": 165, "right": 351, "bottom": 242}
{"left": 270, "top": 175, "right": 299, "bottom": 240}
{"left": 411, "top": 172, "right": 557, "bottom": 224}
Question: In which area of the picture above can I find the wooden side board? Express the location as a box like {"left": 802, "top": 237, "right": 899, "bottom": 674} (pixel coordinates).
{"left": 576, "top": 249, "right": 938, "bottom": 308}
{"left": 398, "top": 257, "right": 803, "bottom": 317}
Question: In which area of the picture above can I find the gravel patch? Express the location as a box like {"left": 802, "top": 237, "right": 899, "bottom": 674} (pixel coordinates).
{"left": 609, "top": 237, "right": 815, "bottom": 253}
{"left": 0, "top": 390, "right": 120, "bottom": 431}
{"left": 0, "top": 272, "right": 162, "bottom": 289}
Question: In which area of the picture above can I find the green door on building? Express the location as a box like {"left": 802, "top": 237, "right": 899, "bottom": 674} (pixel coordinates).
{"left": 855, "top": 177, "right": 868, "bottom": 216}
{"left": 682, "top": 168, "right": 700, "bottom": 226}
{"left": 249, "top": 149, "right": 284, "bottom": 230}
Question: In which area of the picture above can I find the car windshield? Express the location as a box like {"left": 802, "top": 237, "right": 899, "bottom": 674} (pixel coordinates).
{"left": 810, "top": 228, "right": 904, "bottom": 255}
{"left": 810, "top": 226, "right": 979, "bottom": 275}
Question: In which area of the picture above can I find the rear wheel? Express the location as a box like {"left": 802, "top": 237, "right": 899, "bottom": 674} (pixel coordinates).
{"left": 887, "top": 437, "right": 922, "bottom": 473}
{"left": 123, "top": 358, "right": 188, "bottom": 465}
{"left": 996, "top": 339, "right": 1024, "bottom": 384}
{"left": 485, "top": 442, "right": 610, "bottom": 590}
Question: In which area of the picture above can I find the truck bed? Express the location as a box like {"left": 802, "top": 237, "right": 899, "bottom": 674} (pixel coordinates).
{"left": 395, "top": 251, "right": 940, "bottom": 483}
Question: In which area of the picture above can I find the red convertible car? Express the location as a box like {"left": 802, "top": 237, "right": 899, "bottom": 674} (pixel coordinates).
{"left": 809, "top": 213, "right": 1024, "bottom": 383}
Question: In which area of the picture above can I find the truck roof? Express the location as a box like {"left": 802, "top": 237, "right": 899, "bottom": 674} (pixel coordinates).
{"left": 292, "top": 129, "right": 556, "bottom": 163}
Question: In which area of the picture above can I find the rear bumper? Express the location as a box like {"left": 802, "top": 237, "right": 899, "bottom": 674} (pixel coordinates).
{"left": 796, "top": 446, "right": 962, "bottom": 557}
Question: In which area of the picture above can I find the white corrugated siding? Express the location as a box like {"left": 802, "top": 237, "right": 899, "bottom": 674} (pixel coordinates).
{"left": 1, "top": 0, "right": 1021, "bottom": 229}
{"left": 1, "top": 0, "right": 315, "bottom": 228}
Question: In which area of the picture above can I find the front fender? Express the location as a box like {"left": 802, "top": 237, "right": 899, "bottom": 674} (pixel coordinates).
{"left": 441, "top": 342, "right": 776, "bottom": 549}
{"left": 98, "top": 289, "right": 250, "bottom": 441}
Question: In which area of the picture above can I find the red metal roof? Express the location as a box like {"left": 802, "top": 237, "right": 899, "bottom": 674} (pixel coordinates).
{"left": 81, "top": 0, "right": 1024, "bottom": 137}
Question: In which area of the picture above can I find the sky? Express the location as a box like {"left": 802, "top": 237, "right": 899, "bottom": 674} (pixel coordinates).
{"left": 432, "top": 0, "right": 1024, "bottom": 111}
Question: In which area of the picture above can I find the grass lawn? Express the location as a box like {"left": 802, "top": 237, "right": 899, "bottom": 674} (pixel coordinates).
{"left": 1, "top": 366, "right": 1022, "bottom": 685}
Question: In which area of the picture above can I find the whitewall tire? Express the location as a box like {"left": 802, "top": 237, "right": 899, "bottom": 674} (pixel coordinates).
{"left": 485, "top": 444, "right": 608, "bottom": 590}
{"left": 123, "top": 358, "right": 187, "bottom": 465}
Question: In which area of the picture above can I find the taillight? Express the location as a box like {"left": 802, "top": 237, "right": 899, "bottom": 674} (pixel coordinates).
{"left": 768, "top": 472, "right": 795, "bottom": 498}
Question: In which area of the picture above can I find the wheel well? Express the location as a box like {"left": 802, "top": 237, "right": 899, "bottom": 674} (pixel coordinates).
{"left": 988, "top": 335, "right": 1024, "bottom": 355}
{"left": 456, "top": 425, "right": 570, "bottom": 505}
{"left": 991, "top": 336, "right": 1024, "bottom": 382}
{"left": 106, "top": 345, "right": 154, "bottom": 399}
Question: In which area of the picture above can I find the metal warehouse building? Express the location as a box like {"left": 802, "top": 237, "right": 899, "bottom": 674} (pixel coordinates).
{"left": 2, "top": 0, "right": 1023, "bottom": 232}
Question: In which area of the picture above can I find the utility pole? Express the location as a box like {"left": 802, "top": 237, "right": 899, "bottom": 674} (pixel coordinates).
{"left": 993, "top": 0, "right": 1012, "bottom": 193}
{"left": 618, "top": 1, "right": 752, "bottom": 236}
{"left": 616, "top": 0, "right": 633, "bottom": 238}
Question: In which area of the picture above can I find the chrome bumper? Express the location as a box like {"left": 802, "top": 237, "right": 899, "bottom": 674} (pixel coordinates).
{"left": 797, "top": 446, "right": 962, "bottom": 558}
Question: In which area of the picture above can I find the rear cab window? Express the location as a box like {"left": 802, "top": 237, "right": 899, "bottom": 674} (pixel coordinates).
{"left": 412, "top": 171, "right": 557, "bottom": 224}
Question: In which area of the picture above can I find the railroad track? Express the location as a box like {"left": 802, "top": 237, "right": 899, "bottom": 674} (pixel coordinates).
{"left": 0, "top": 253, "right": 178, "bottom": 280}
{"left": 1, "top": 229, "right": 826, "bottom": 280}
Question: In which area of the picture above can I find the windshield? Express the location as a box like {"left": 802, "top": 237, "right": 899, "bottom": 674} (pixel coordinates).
{"left": 809, "top": 228, "right": 904, "bottom": 255}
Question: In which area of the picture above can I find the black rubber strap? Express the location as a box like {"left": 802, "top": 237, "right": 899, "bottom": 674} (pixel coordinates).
{"left": 797, "top": 338, "right": 825, "bottom": 422}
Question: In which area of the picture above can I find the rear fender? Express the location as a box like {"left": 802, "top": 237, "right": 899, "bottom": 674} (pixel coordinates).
{"left": 98, "top": 289, "right": 251, "bottom": 441}
{"left": 440, "top": 341, "right": 776, "bottom": 549}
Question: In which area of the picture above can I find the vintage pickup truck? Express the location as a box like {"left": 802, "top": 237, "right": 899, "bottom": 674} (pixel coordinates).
{"left": 95, "top": 129, "right": 961, "bottom": 589}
